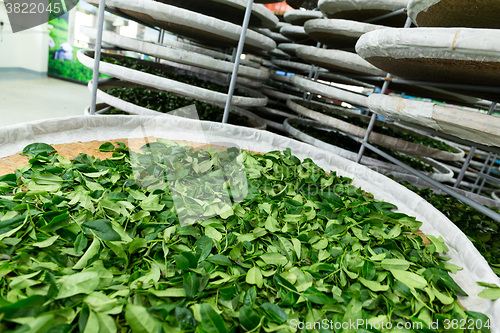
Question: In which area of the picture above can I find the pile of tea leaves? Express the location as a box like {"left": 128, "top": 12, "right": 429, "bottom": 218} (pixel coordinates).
{"left": 101, "top": 55, "right": 248, "bottom": 97}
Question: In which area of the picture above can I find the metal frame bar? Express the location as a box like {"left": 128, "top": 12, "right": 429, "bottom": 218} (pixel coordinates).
{"left": 89, "top": 0, "right": 106, "bottom": 115}
{"left": 471, "top": 152, "right": 492, "bottom": 192}
{"left": 477, "top": 154, "right": 498, "bottom": 194}
{"left": 222, "top": 0, "right": 254, "bottom": 123}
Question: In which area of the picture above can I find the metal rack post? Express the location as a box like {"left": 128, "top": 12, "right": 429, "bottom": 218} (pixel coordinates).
{"left": 355, "top": 16, "right": 412, "bottom": 163}
{"left": 89, "top": 0, "right": 106, "bottom": 115}
{"left": 222, "top": 0, "right": 254, "bottom": 123}
{"left": 476, "top": 154, "right": 498, "bottom": 194}
{"left": 155, "top": 29, "right": 165, "bottom": 63}
{"left": 454, "top": 102, "right": 497, "bottom": 188}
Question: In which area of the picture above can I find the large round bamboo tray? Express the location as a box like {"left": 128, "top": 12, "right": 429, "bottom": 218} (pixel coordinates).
{"left": 81, "top": 27, "right": 268, "bottom": 81}
{"left": 260, "top": 86, "right": 303, "bottom": 101}
{"left": 152, "top": 0, "right": 278, "bottom": 28}
{"left": 290, "top": 75, "right": 369, "bottom": 107}
{"left": 284, "top": 10, "right": 324, "bottom": 25}
{"left": 0, "top": 115, "right": 499, "bottom": 324}
{"left": 89, "top": 81, "right": 267, "bottom": 130}
{"left": 408, "top": 0, "right": 500, "bottom": 29}
{"left": 284, "top": 117, "right": 454, "bottom": 182}
{"left": 78, "top": 51, "right": 267, "bottom": 108}
{"left": 367, "top": 94, "right": 500, "bottom": 147}
{"left": 277, "top": 43, "right": 302, "bottom": 56}
{"left": 318, "top": 72, "right": 377, "bottom": 89}
{"left": 318, "top": 0, "right": 408, "bottom": 26}
{"left": 287, "top": 98, "right": 465, "bottom": 161}
{"left": 272, "top": 22, "right": 292, "bottom": 33}
{"left": 279, "top": 25, "right": 316, "bottom": 44}
{"left": 296, "top": 46, "right": 386, "bottom": 76}
{"left": 253, "top": 28, "right": 293, "bottom": 44}
{"left": 304, "top": 18, "right": 388, "bottom": 49}
{"left": 84, "top": 0, "right": 275, "bottom": 51}
{"left": 356, "top": 28, "right": 500, "bottom": 102}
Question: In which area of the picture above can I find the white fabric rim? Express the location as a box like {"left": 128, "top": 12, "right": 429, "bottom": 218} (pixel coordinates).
{"left": 304, "top": 18, "right": 389, "bottom": 38}
{"left": 356, "top": 27, "right": 500, "bottom": 62}
{"left": 77, "top": 51, "right": 268, "bottom": 107}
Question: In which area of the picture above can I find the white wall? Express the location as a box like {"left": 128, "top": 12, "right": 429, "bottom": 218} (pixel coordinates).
{"left": 0, "top": 0, "right": 49, "bottom": 74}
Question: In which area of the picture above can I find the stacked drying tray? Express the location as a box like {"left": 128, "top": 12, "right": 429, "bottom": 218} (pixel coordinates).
{"left": 356, "top": 0, "right": 500, "bottom": 190}
{"left": 81, "top": 0, "right": 281, "bottom": 128}
{"left": 1, "top": 1, "right": 500, "bottom": 331}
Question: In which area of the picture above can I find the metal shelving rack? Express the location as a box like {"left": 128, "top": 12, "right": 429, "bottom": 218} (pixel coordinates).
{"left": 86, "top": 0, "right": 500, "bottom": 222}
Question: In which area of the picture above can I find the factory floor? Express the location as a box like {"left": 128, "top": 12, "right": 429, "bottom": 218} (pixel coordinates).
{"left": 0, "top": 71, "right": 92, "bottom": 127}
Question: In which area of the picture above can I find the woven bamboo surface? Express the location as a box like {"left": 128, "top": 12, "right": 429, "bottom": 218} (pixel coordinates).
{"left": 415, "top": 0, "right": 500, "bottom": 29}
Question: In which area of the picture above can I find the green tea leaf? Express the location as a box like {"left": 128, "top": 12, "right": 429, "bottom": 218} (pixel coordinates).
{"left": 125, "top": 304, "right": 160, "bottom": 333}
{"left": 195, "top": 236, "right": 213, "bottom": 261}
{"left": 261, "top": 303, "right": 288, "bottom": 324}
{"left": 381, "top": 259, "right": 410, "bottom": 271}
{"left": 260, "top": 252, "right": 288, "bottom": 266}
{"left": 304, "top": 287, "right": 336, "bottom": 304}
{"left": 358, "top": 277, "right": 389, "bottom": 292}
{"left": 200, "top": 304, "right": 228, "bottom": 333}
{"left": 205, "top": 255, "right": 231, "bottom": 266}
{"left": 98, "top": 142, "right": 115, "bottom": 152}
{"left": 478, "top": 288, "right": 500, "bottom": 300}
{"left": 183, "top": 273, "right": 200, "bottom": 299}
{"left": 391, "top": 269, "right": 427, "bottom": 289}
